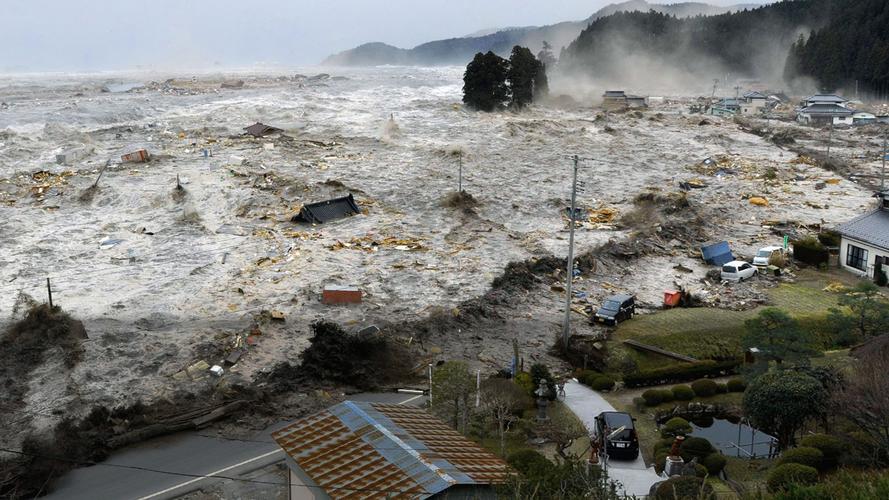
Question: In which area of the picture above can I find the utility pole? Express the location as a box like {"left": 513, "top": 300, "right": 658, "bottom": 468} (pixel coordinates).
{"left": 562, "top": 155, "right": 579, "bottom": 350}
{"left": 882, "top": 126, "right": 887, "bottom": 192}
{"left": 827, "top": 119, "right": 834, "bottom": 163}
{"left": 711, "top": 79, "right": 718, "bottom": 99}
{"left": 46, "top": 277, "right": 53, "bottom": 308}
{"left": 458, "top": 155, "right": 463, "bottom": 193}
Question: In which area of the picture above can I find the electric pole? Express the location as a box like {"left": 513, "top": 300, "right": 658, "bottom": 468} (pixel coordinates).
{"left": 882, "top": 126, "right": 887, "bottom": 192}
{"left": 458, "top": 155, "right": 463, "bottom": 193}
{"left": 562, "top": 155, "right": 579, "bottom": 350}
{"left": 827, "top": 119, "right": 834, "bottom": 163}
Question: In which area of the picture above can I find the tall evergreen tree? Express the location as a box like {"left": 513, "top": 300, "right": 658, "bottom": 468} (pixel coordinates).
{"left": 537, "top": 40, "right": 557, "bottom": 68}
{"left": 462, "top": 51, "right": 509, "bottom": 112}
{"left": 507, "top": 45, "right": 542, "bottom": 109}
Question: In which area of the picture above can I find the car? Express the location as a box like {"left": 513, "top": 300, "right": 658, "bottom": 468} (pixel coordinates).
{"left": 594, "top": 411, "right": 639, "bottom": 460}
{"left": 721, "top": 260, "right": 756, "bottom": 282}
{"left": 594, "top": 294, "right": 635, "bottom": 326}
{"left": 752, "top": 246, "right": 786, "bottom": 267}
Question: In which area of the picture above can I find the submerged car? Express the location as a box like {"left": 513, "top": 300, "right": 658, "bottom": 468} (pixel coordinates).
{"left": 752, "top": 246, "right": 785, "bottom": 267}
{"left": 595, "top": 411, "right": 639, "bottom": 460}
{"left": 594, "top": 294, "right": 636, "bottom": 326}
{"left": 721, "top": 260, "right": 756, "bottom": 282}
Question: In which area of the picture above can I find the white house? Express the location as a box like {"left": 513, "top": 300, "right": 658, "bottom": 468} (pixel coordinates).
{"left": 836, "top": 191, "right": 889, "bottom": 283}
{"left": 740, "top": 91, "right": 768, "bottom": 114}
{"left": 802, "top": 93, "right": 849, "bottom": 108}
{"left": 797, "top": 103, "right": 854, "bottom": 126}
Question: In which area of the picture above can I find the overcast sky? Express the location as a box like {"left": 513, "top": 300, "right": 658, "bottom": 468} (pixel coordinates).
{"left": 0, "top": 0, "right": 761, "bottom": 72}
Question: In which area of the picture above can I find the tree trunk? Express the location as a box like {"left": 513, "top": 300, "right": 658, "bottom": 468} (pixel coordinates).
{"left": 498, "top": 418, "right": 506, "bottom": 457}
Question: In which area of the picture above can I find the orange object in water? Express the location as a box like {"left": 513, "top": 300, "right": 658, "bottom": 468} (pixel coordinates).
{"left": 322, "top": 285, "right": 362, "bottom": 305}
{"left": 121, "top": 149, "right": 150, "bottom": 163}
{"left": 664, "top": 290, "right": 682, "bottom": 307}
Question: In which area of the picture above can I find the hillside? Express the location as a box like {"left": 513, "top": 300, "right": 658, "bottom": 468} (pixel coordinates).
{"left": 321, "top": 1, "right": 761, "bottom": 66}
{"left": 559, "top": 0, "right": 833, "bottom": 89}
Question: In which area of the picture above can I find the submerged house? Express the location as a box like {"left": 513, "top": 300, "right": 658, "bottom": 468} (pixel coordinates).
{"left": 602, "top": 90, "right": 648, "bottom": 109}
{"left": 739, "top": 91, "right": 768, "bottom": 115}
{"left": 272, "top": 401, "right": 510, "bottom": 499}
{"left": 836, "top": 191, "right": 889, "bottom": 284}
{"left": 292, "top": 194, "right": 360, "bottom": 224}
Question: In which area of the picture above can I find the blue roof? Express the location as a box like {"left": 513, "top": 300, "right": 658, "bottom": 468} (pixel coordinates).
{"left": 701, "top": 241, "right": 734, "bottom": 266}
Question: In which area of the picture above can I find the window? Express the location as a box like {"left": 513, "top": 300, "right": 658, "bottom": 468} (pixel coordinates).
{"left": 847, "top": 244, "right": 868, "bottom": 271}
{"left": 722, "top": 265, "right": 736, "bottom": 273}
{"left": 740, "top": 263, "right": 752, "bottom": 270}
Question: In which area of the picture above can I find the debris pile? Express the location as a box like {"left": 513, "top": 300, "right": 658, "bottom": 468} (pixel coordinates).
{"left": 328, "top": 234, "right": 427, "bottom": 252}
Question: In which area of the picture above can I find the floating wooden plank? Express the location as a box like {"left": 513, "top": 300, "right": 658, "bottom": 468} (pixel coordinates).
{"left": 622, "top": 339, "right": 698, "bottom": 363}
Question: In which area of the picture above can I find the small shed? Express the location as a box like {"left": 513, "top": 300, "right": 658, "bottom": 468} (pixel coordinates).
{"left": 292, "top": 194, "right": 360, "bottom": 224}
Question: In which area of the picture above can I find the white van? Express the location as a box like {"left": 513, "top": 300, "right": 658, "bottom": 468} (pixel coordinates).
{"left": 753, "top": 246, "right": 785, "bottom": 267}
{"left": 721, "top": 261, "right": 756, "bottom": 282}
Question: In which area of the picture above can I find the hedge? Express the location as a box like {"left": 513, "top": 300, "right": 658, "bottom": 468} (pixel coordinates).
{"left": 672, "top": 385, "right": 695, "bottom": 401}
{"left": 623, "top": 360, "right": 741, "bottom": 388}
{"left": 657, "top": 389, "right": 675, "bottom": 403}
{"left": 799, "top": 434, "right": 844, "bottom": 470}
{"left": 702, "top": 452, "right": 727, "bottom": 475}
{"left": 716, "top": 382, "right": 728, "bottom": 394}
{"left": 792, "top": 236, "right": 829, "bottom": 266}
{"left": 660, "top": 417, "right": 692, "bottom": 438}
{"left": 691, "top": 379, "right": 719, "bottom": 397}
{"left": 680, "top": 437, "right": 715, "bottom": 462}
{"left": 767, "top": 463, "right": 819, "bottom": 492}
{"left": 590, "top": 375, "right": 615, "bottom": 391}
{"left": 655, "top": 476, "right": 716, "bottom": 500}
{"left": 642, "top": 389, "right": 664, "bottom": 406}
{"left": 778, "top": 447, "right": 824, "bottom": 470}
{"left": 727, "top": 378, "right": 747, "bottom": 392}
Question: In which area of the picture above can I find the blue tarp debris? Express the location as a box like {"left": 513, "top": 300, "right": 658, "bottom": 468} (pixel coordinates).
{"left": 701, "top": 241, "right": 734, "bottom": 266}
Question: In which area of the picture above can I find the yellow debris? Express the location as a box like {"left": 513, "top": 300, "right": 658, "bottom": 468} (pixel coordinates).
{"left": 749, "top": 197, "right": 769, "bottom": 206}
{"left": 825, "top": 178, "right": 841, "bottom": 185}
{"left": 823, "top": 282, "right": 847, "bottom": 293}
{"left": 328, "top": 234, "right": 427, "bottom": 252}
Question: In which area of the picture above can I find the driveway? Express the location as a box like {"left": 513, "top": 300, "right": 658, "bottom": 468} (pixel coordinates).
{"left": 563, "top": 380, "right": 662, "bottom": 498}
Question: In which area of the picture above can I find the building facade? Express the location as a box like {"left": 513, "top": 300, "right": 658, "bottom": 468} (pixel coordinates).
{"left": 836, "top": 192, "right": 889, "bottom": 283}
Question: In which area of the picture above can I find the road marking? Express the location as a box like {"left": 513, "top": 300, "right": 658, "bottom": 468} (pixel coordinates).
{"left": 135, "top": 449, "right": 283, "bottom": 500}
{"left": 398, "top": 393, "right": 424, "bottom": 406}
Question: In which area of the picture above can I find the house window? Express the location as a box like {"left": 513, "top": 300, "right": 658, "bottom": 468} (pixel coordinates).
{"left": 846, "top": 244, "right": 868, "bottom": 271}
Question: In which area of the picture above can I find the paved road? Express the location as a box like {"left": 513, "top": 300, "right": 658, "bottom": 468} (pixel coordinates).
{"left": 44, "top": 392, "right": 426, "bottom": 500}
{"left": 563, "top": 380, "right": 662, "bottom": 498}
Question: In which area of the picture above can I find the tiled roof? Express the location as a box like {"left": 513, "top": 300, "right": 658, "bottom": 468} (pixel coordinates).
{"left": 804, "top": 94, "right": 847, "bottom": 103}
{"left": 272, "top": 401, "right": 510, "bottom": 500}
{"left": 799, "top": 104, "right": 853, "bottom": 115}
{"left": 836, "top": 209, "right": 889, "bottom": 250}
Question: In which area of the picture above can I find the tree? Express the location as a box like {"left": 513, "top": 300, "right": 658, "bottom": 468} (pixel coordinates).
{"left": 833, "top": 351, "right": 889, "bottom": 463}
{"left": 431, "top": 361, "right": 475, "bottom": 433}
{"left": 507, "top": 45, "right": 543, "bottom": 109}
{"left": 537, "top": 41, "right": 557, "bottom": 68}
{"left": 462, "top": 51, "right": 509, "bottom": 111}
{"left": 480, "top": 378, "right": 531, "bottom": 456}
{"left": 827, "top": 282, "right": 889, "bottom": 345}
{"left": 536, "top": 403, "right": 587, "bottom": 459}
{"left": 743, "top": 308, "right": 817, "bottom": 365}
{"left": 504, "top": 451, "right": 624, "bottom": 499}
{"left": 743, "top": 370, "right": 828, "bottom": 450}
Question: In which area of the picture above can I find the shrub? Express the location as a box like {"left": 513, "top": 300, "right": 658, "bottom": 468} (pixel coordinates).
{"left": 642, "top": 389, "right": 664, "bottom": 406}
{"left": 655, "top": 476, "right": 716, "bottom": 500}
{"left": 691, "top": 379, "right": 719, "bottom": 397}
{"left": 727, "top": 378, "right": 747, "bottom": 392}
{"left": 695, "top": 463, "right": 709, "bottom": 478}
{"left": 530, "top": 363, "right": 556, "bottom": 400}
{"left": 660, "top": 417, "right": 692, "bottom": 438}
{"left": 577, "top": 370, "right": 600, "bottom": 387}
{"left": 799, "top": 434, "right": 844, "bottom": 470}
{"left": 716, "top": 382, "right": 728, "bottom": 394}
{"left": 514, "top": 371, "right": 534, "bottom": 395}
{"left": 680, "top": 437, "right": 715, "bottom": 462}
{"left": 767, "top": 463, "right": 819, "bottom": 492}
{"left": 654, "top": 450, "right": 670, "bottom": 474}
{"left": 657, "top": 389, "right": 675, "bottom": 403}
{"left": 590, "top": 375, "right": 615, "bottom": 391}
{"left": 817, "top": 230, "right": 841, "bottom": 248}
{"left": 778, "top": 447, "right": 824, "bottom": 470}
{"left": 632, "top": 397, "right": 646, "bottom": 411}
{"left": 507, "top": 449, "right": 555, "bottom": 481}
{"left": 792, "top": 236, "right": 828, "bottom": 266}
{"left": 654, "top": 437, "right": 677, "bottom": 455}
{"left": 702, "top": 452, "right": 727, "bottom": 475}
{"left": 623, "top": 360, "right": 741, "bottom": 388}
{"left": 672, "top": 385, "right": 695, "bottom": 401}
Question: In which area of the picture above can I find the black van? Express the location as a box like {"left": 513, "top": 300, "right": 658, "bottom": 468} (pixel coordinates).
{"left": 595, "top": 411, "right": 640, "bottom": 460}
{"left": 594, "top": 294, "right": 636, "bottom": 326}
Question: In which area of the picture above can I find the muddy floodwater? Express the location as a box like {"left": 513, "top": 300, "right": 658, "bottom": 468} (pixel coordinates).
{"left": 0, "top": 67, "right": 880, "bottom": 441}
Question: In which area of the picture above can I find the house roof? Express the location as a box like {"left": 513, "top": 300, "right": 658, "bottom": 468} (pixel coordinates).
{"left": 798, "top": 103, "right": 854, "bottom": 116}
{"left": 603, "top": 90, "right": 626, "bottom": 98}
{"left": 272, "top": 401, "right": 510, "bottom": 500}
{"left": 292, "top": 193, "right": 360, "bottom": 224}
{"left": 719, "top": 98, "right": 742, "bottom": 107}
{"left": 804, "top": 94, "right": 847, "bottom": 104}
{"left": 244, "top": 122, "right": 283, "bottom": 138}
{"left": 836, "top": 208, "right": 889, "bottom": 250}
{"left": 743, "top": 91, "right": 767, "bottom": 99}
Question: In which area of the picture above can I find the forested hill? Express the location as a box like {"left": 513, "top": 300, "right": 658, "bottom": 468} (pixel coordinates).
{"left": 321, "top": 1, "right": 760, "bottom": 67}
{"left": 785, "top": 0, "right": 889, "bottom": 96}
{"left": 560, "top": 1, "right": 832, "bottom": 89}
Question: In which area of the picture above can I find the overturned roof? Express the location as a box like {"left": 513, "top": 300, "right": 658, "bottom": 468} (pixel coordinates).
{"left": 603, "top": 90, "right": 626, "bottom": 98}
{"left": 835, "top": 208, "right": 889, "bottom": 250}
{"left": 292, "top": 193, "right": 360, "bottom": 224}
{"left": 244, "top": 122, "right": 283, "bottom": 138}
{"left": 743, "top": 91, "right": 767, "bottom": 99}
{"left": 272, "top": 401, "right": 509, "bottom": 499}
{"left": 799, "top": 104, "right": 854, "bottom": 116}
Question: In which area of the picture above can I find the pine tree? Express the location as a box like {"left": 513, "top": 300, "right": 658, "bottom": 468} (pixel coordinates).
{"left": 462, "top": 51, "right": 509, "bottom": 111}
{"left": 507, "top": 45, "right": 541, "bottom": 109}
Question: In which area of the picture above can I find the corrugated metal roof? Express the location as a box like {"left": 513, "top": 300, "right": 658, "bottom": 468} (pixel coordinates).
{"left": 804, "top": 94, "right": 847, "bottom": 103}
{"left": 272, "top": 401, "right": 509, "bottom": 500}
{"left": 799, "top": 104, "right": 853, "bottom": 115}
{"left": 836, "top": 208, "right": 889, "bottom": 250}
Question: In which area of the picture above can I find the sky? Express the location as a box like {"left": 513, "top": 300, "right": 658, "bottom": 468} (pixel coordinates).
{"left": 0, "top": 0, "right": 760, "bottom": 72}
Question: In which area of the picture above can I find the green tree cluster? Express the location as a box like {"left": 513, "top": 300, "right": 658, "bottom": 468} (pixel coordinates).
{"left": 463, "top": 46, "right": 547, "bottom": 111}
{"left": 743, "top": 370, "right": 828, "bottom": 450}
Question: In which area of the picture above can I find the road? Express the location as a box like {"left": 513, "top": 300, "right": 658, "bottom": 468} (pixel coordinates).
{"left": 562, "top": 380, "right": 662, "bottom": 498}
{"left": 44, "top": 392, "right": 426, "bottom": 500}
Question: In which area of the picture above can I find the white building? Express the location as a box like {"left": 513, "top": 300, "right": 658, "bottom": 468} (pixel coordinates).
{"left": 836, "top": 191, "right": 889, "bottom": 283}
{"left": 797, "top": 103, "right": 854, "bottom": 126}
{"left": 740, "top": 91, "right": 768, "bottom": 114}
{"left": 801, "top": 94, "right": 849, "bottom": 108}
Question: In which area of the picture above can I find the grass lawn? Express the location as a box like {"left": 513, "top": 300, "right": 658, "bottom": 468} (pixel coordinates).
{"left": 612, "top": 268, "right": 856, "bottom": 364}
{"left": 724, "top": 456, "right": 774, "bottom": 494}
